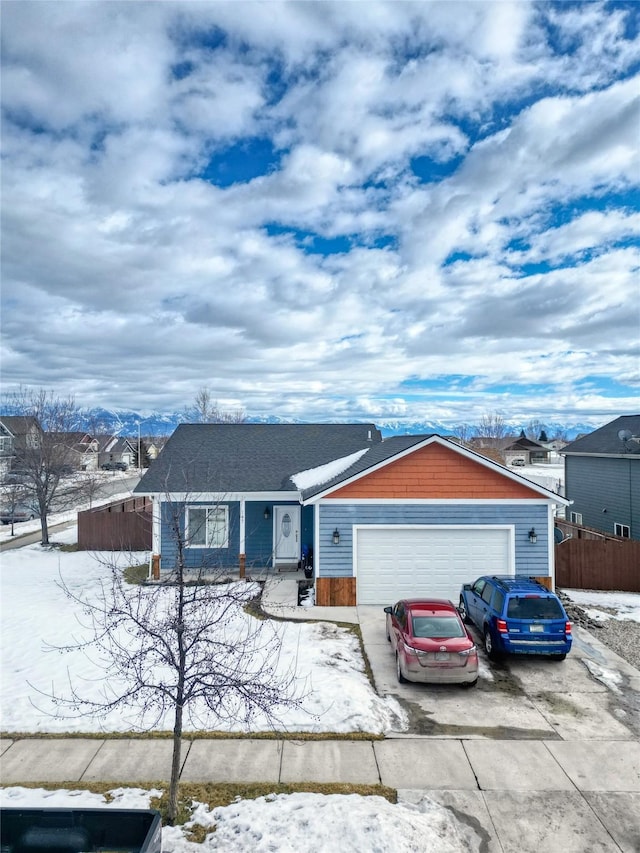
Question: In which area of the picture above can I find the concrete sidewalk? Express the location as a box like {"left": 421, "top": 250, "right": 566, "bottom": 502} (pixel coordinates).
{"left": 2, "top": 736, "right": 639, "bottom": 851}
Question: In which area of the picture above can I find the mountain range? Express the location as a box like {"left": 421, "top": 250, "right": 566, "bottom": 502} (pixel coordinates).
{"left": 72, "top": 408, "right": 596, "bottom": 441}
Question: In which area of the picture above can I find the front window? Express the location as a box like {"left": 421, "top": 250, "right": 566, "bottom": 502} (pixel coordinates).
{"left": 614, "top": 523, "right": 630, "bottom": 538}
{"left": 187, "top": 506, "right": 229, "bottom": 548}
{"left": 570, "top": 511, "right": 582, "bottom": 524}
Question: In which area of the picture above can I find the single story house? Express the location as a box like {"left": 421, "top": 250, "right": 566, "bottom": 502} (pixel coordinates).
{"left": 133, "top": 423, "right": 569, "bottom": 606}
{"left": 562, "top": 414, "right": 640, "bottom": 541}
{"left": 469, "top": 433, "right": 550, "bottom": 466}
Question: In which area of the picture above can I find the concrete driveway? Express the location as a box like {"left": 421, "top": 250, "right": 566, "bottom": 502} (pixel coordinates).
{"left": 357, "top": 605, "right": 640, "bottom": 741}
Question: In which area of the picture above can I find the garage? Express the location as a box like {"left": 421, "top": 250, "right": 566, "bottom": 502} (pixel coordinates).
{"left": 355, "top": 525, "right": 513, "bottom": 605}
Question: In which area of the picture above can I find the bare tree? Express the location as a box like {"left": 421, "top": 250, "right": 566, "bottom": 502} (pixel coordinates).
{"left": 525, "top": 419, "right": 546, "bottom": 441}
{"left": 474, "top": 412, "right": 508, "bottom": 443}
{"left": 452, "top": 423, "right": 474, "bottom": 447}
{"left": 77, "top": 470, "right": 103, "bottom": 509}
{"left": 0, "top": 481, "right": 32, "bottom": 536}
{"left": 2, "top": 388, "right": 83, "bottom": 544}
{"left": 186, "top": 386, "right": 246, "bottom": 424}
{"left": 37, "top": 491, "right": 307, "bottom": 824}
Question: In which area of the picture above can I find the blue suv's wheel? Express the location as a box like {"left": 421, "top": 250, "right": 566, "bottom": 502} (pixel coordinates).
{"left": 484, "top": 626, "right": 501, "bottom": 661}
{"left": 458, "top": 596, "right": 471, "bottom": 624}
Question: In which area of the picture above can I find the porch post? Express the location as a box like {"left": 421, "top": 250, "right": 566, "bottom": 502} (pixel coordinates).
{"left": 151, "top": 497, "right": 161, "bottom": 579}
{"left": 239, "top": 498, "right": 246, "bottom": 578}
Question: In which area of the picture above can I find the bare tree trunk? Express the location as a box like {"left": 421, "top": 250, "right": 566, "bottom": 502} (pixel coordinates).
{"left": 40, "top": 514, "right": 50, "bottom": 546}
{"left": 168, "top": 702, "right": 184, "bottom": 825}
{"left": 168, "top": 532, "right": 187, "bottom": 824}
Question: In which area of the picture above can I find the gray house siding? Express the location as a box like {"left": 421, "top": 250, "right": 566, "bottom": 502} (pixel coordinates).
{"left": 317, "top": 503, "right": 552, "bottom": 578}
{"left": 565, "top": 456, "right": 639, "bottom": 539}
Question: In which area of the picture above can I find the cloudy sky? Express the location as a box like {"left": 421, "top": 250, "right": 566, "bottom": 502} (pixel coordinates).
{"left": 1, "top": 1, "right": 639, "bottom": 429}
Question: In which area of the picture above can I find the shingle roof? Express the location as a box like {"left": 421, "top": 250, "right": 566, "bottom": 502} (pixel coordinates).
{"left": 133, "top": 423, "right": 383, "bottom": 494}
{"left": 0, "top": 415, "right": 40, "bottom": 436}
{"left": 562, "top": 415, "right": 640, "bottom": 456}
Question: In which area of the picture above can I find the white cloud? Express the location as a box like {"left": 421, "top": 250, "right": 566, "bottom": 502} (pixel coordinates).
{"left": 1, "top": 1, "right": 638, "bottom": 425}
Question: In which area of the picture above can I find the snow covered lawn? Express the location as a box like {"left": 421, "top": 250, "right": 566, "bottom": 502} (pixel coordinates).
{"left": 0, "top": 785, "right": 484, "bottom": 852}
{"left": 562, "top": 589, "right": 640, "bottom": 623}
{"left": 0, "top": 526, "right": 406, "bottom": 735}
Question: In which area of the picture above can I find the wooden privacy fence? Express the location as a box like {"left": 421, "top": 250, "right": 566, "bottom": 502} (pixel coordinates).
{"left": 555, "top": 521, "right": 640, "bottom": 592}
{"left": 78, "top": 496, "right": 152, "bottom": 551}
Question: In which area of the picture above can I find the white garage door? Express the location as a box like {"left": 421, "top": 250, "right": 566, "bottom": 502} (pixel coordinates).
{"left": 356, "top": 526, "right": 512, "bottom": 605}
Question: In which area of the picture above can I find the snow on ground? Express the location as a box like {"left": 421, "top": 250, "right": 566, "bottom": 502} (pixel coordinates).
{"left": 0, "top": 786, "right": 483, "bottom": 853}
{"left": 0, "top": 526, "right": 406, "bottom": 734}
{"left": 563, "top": 589, "right": 640, "bottom": 623}
{"left": 513, "top": 462, "right": 564, "bottom": 495}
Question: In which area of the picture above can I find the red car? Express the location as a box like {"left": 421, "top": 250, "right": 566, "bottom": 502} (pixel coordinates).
{"left": 384, "top": 599, "right": 479, "bottom": 687}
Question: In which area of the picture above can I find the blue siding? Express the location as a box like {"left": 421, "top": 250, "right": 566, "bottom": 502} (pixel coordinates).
{"left": 160, "top": 501, "right": 239, "bottom": 571}
{"left": 301, "top": 505, "right": 314, "bottom": 554}
{"left": 244, "top": 502, "right": 275, "bottom": 569}
{"left": 159, "top": 499, "right": 309, "bottom": 572}
{"left": 318, "top": 503, "right": 551, "bottom": 578}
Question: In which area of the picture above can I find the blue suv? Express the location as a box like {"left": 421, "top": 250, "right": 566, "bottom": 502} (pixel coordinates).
{"left": 458, "top": 576, "right": 572, "bottom": 661}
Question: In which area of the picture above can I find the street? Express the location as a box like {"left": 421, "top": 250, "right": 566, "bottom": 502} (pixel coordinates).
{"left": 0, "top": 473, "right": 140, "bottom": 551}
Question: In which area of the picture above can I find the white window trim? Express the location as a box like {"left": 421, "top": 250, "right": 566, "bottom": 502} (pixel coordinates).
{"left": 570, "top": 511, "right": 583, "bottom": 524}
{"left": 186, "top": 505, "right": 230, "bottom": 549}
{"left": 614, "top": 523, "right": 630, "bottom": 538}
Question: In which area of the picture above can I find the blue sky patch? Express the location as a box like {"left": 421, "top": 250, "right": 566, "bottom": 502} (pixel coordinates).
{"left": 411, "top": 154, "right": 463, "bottom": 183}
{"left": 200, "top": 138, "right": 280, "bottom": 187}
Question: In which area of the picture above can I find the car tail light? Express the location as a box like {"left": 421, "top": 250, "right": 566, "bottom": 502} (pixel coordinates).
{"left": 565, "top": 621, "right": 572, "bottom": 634}
{"left": 459, "top": 646, "right": 478, "bottom": 658}
{"left": 496, "top": 619, "right": 508, "bottom": 633}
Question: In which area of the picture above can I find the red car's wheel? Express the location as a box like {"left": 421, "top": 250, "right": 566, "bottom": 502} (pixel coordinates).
{"left": 396, "top": 653, "right": 408, "bottom": 684}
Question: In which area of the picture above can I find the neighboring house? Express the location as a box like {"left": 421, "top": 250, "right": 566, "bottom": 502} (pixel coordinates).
{"left": 145, "top": 438, "right": 167, "bottom": 460}
{"left": 98, "top": 436, "right": 137, "bottom": 469}
{"left": 133, "top": 423, "right": 569, "bottom": 605}
{"left": 562, "top": 414, "right": 640, "bottom": 541}
{"left": 470, "top": 433, "right": 550, "bottom": 466}
{"left": 49, "top": 432, "right": 100, "bottom": 471}
{"left": 0, "top": 416, "right": 42, "bottom": 478}
{"left": 538, "top": 437, "right": 568, "bottom": 464}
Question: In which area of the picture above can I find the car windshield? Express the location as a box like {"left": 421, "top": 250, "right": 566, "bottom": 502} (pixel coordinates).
{"left": 507, "top": 597, "right": 564, "bottom": 619}
{"left": 411, "top": 615, "right": 465, "bottom": 639}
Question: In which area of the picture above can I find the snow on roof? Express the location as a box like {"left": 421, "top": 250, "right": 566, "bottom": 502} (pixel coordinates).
{"left": 291, "top": 448, "right": 369, "bottom": 490}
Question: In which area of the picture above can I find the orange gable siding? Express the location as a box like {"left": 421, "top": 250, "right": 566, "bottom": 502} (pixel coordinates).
{"left": 326, "top": 443, "right": 542, "bottom": 500}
